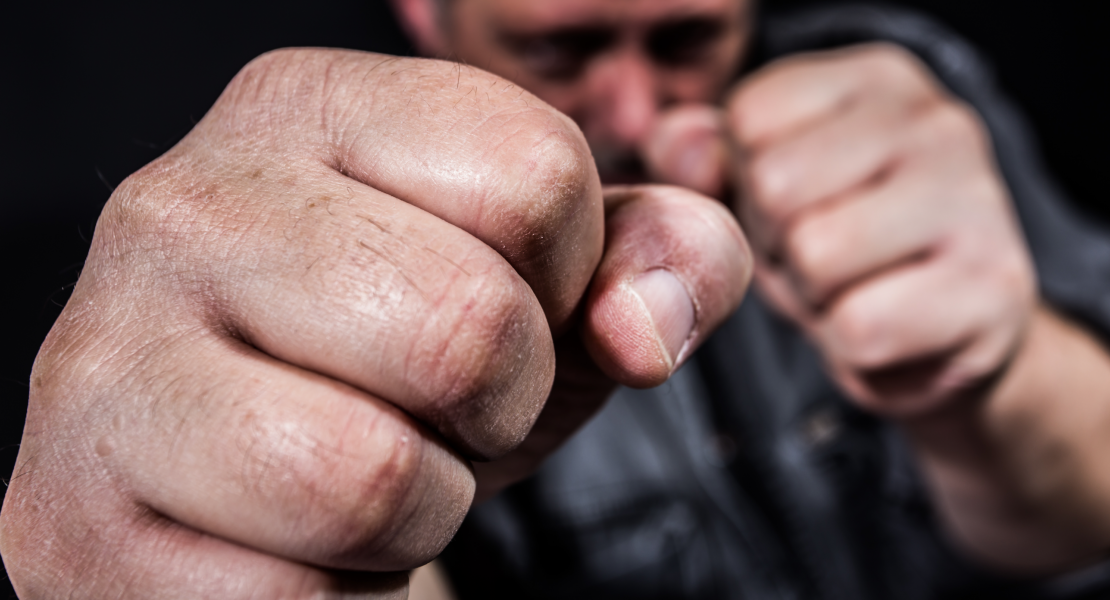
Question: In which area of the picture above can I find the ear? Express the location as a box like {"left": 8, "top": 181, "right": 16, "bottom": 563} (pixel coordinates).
{"left": 389, "top": 0, "right": 450, "bottom": 57}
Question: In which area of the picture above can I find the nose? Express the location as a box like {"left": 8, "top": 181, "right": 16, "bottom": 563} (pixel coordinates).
{"left": 587, "top": 48, "right": 659, "bottom": 149}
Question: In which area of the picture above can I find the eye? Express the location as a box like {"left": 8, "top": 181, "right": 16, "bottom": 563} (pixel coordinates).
{"left": 503, "top": 29, "right": 614, "bottom": 80}
{"left": 647, "top": 18, "right": 726, "bottom": 67}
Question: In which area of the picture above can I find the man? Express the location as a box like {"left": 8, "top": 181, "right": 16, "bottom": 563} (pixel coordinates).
{"left": 2, "top": 0, "right": 1110, "bottom": 599}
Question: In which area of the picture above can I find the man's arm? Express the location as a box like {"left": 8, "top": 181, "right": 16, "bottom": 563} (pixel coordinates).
{"left": 648, "top": 43, "right": 1110, "bottom": 573}
{"left": 906, "top": 305, "right": 1110, "bottom": 572}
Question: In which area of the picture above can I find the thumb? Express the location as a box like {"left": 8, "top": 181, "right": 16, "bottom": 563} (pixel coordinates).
{"left": 583, "top": 185, "right": 752, "bottom": 388}
{"left": 471, "top": 185, "right": 751, "bottom": 502}
{"left": 642, "top": 104, "right": 731, "bottom": 199}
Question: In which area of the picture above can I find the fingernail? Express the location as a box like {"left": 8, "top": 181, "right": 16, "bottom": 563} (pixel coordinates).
{"left": 630, "top": 269, "right": 696, "bottom": 371}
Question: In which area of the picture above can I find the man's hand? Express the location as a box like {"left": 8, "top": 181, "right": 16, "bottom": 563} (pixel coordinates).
{"left": 727, "top": 44, "right": 1038, "bottom": 417}
{"left": 652, "top": 43, "right": 1036, "bottom": 416}
{"left": 0, "top": 49, "right": 751, "bottom": 598}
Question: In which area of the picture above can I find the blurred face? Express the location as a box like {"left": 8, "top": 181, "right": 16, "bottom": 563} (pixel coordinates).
{"left": 441, "top": 0, "right": 752, "bottom": 182}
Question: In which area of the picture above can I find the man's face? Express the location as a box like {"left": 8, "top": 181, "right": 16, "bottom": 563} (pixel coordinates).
{"left": 441, "top": 0, "right": 752, "bottom": 182}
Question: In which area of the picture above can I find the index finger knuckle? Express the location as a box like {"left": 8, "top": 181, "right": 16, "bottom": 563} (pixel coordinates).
{"left": 480, "top": 108, "right": 599, "bottom": 268}
{"left": 854, "top": 43, "right": 935, "bottom": 97}
{"left": 919, "top": 101, "right": 989, "bottom": 153}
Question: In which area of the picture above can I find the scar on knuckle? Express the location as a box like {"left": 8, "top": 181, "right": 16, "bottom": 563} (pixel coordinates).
{"left": 334, "top": 442, "right": 427, "bottom": 561}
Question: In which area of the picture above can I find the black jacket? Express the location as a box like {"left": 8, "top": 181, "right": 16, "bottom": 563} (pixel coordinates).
{"left": 439, "top": 6, "right": 1110, "bottom": 599}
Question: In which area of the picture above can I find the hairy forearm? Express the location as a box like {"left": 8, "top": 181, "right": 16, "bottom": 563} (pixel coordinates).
{"left": 903, "top": 305, "right": 1110, "bottom": 573}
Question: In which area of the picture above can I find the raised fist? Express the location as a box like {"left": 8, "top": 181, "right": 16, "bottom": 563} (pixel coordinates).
{"left": 647, "top": 43, "right": 1035, "bottom": 417}
{"left": 0, "top": 49, "right": 751, "bottom": 598}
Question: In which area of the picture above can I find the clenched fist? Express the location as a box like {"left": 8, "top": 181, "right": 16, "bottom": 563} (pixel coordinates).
{"left": 0, "top": 49, "right": 751, "bottom": 598}
{"left": 649, "top": 43, "right": 1036, "bottom": 417}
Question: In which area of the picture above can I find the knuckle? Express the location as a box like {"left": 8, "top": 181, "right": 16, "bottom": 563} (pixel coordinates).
{"left": 745, "top": 154, "right": 791, "bottom": 220}
{"left": 0, "top": 434, "right": 110, "bottom": 598}
{"left": 413, "top": 265, "right": 551, "bottom": 458}
{"left": 830, "top": 300, "right": 889, "bottom": 368}
{"left": 921, "top": 101, "right": 987, "bottom": 150}
{"left": 224, "top": 48, "right": 317, "bottom": 112}
{"left": 784, "top": 218, "right": 838, "bottom": 284}
{"left": 438, "top": 276, "right": 522, "bottom": 399}
{"left": 211, "top": 48, "right": 356, "bottom": 144}
{"left": 488, "top": 112, "right": 598, "bottom": 264}
{"left": 977, "top": 235, "right": 1036, "bottom": 303}
{"left": 852, "top": 43, "right": 946, "bottom": 106}
{"left": 278, "top": 416, "right": 439, "bottom": 565}
{"left": 101, "top": 169, "right": 162, "bottom": 236}
{"left": 230, "top": 48, "right": 289, "bottom": 92}
{"left": 0, "top": 491, "right": 33, "bottom": 593}
{"left": 105, "top": 148, "right": 216, "bottom": 234}
{"left": 96, "top": 162, "right": 220, "bottom": 285}
{"left": 725, "top": 85, "right": 762, "bottom": 143}
{"left": 858, "top": 43, "right": 925, "bottom": 87}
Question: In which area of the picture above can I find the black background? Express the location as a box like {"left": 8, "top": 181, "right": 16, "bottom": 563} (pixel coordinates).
{"left": 1, "top": 0, "right": 1106, "bottom": 595}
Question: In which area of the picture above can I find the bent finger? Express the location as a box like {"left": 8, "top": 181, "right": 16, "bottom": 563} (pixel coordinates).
{"left": 582, "top": 185, "right": 753, "bottom": 387}
{"left": 741, "top": 96, "right": 911, "bottom": 236}
{"left": 814, "top": 259, "right": 1023, "bottom": 413}
{"left": 9, "top": 496, "right": 410, "bottom": 599}
{"left": 155, "top": 166, "right": 556, "bottom": 460}
{"left": 199, "top": 49, "right": 604, "bottom": 331}
{"left": 99, "top": 329, "right": 474, "bottom": 572}
{"left": 779, "top": 163, "right": 956, "bottom": 305}
{"left": 727, "top": 43, "right": 937, "bottom": 148}
{"left": 643, "top": 104, "right": 730, "bottom": 199}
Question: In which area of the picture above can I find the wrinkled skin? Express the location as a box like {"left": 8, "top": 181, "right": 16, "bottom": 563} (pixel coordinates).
{"left": 0, "top": 50, "right": 751, "bottom": 598}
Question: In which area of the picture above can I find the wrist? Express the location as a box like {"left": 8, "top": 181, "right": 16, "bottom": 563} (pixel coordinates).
{"left": 899, "top": 304, "right": 1110, "bottom": 572}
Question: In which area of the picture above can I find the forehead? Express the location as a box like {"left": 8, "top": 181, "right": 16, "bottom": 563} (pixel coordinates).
{"left": 455, "top": 0, "right": 748, "bottom": 31}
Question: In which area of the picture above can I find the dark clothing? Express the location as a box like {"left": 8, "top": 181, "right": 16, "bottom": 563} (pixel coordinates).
{"left": 440, "top": 5, "right": 1110, "bottom": 599}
